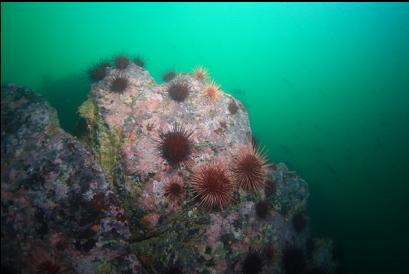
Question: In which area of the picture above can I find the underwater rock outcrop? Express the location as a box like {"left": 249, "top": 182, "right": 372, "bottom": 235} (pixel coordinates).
{"left": 76, "top": 62, "right": 339, "bottom": 273}
{"left": 1, "top": 63, "right": 339, "bottom": 274}
{"left": 1, "top": 84, "right": 142, "bottom": 274}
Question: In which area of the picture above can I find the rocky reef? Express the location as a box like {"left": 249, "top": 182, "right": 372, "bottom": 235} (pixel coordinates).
{"left": 1, "top": 84, "right": 141, "bottom": 274}
{"left": 1, "top": 61, "right": 339, "bottom": 274}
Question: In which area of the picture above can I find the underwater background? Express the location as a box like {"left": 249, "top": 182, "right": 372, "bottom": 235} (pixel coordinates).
{"left": 1, "top": 2, "right": 409, "bottom": 274}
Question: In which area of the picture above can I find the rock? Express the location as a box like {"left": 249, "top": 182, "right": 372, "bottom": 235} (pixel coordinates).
{"left": 1, "top": 84, "right": 142, "bottom": 274}
{"left": 0, "top": 62, "right": 338, "bottom": 273}
{"left": 308, "top": 238, "right": 340, "bottom": 274}
{"left": 78, "top": 63, "right": 339, "bottom": 273}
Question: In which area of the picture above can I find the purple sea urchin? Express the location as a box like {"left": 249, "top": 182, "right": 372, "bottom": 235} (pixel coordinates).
{"left": 282, "top": 247, "right": 306, "bottom": 274}
{"left": 89, "top": 62, "right": 109, "bottom": 82}
{"left": 167, "top": 81, "right": 191, "bottom": 102}
{"left": 255, "top": 201, "right": 270, "bottom": 219}
{"left": 163, "top": 70, "right": 176, "bottom": 82}
{"left": 114, "top": 55, "right": 130, "bottom": 70}
{"left": 110, "top": 74, "right": 129, "bottom": 93}
{"left": 163, "top": 265, "right": 183, "bottom": 274}
{"left": 242, "top": 251, "right": 263, "bottom": 274}
{"left": 228, "top": 100, "right": 239, "bottom": 114}
{"left": 134, "top": 57, "right": 145, "bottom": 68}
{"left": 264, "top": 243, "right": 278, "bottom": 263}
{"left": 292, "top": 212, "right": 307, "bottom": 233}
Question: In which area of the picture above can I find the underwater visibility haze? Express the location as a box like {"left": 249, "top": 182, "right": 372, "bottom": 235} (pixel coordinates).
{"left": 2, "top": 2, "right": 409, "bottom": 274}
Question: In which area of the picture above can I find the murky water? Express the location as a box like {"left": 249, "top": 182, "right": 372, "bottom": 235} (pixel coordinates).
{"left": 2, "top": 3, "right": 409, "bottom": 273}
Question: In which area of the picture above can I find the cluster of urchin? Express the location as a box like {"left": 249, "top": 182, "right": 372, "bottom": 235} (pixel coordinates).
{"left": 87, "top": 56, "right": 315, "bottom": 274}
{"left": 89, "top": 56, "right": 269, "bottom": 210}
{"left": 157, "top": 67, "right": 270, "bottom": 210}
{"left": 157, "top": 122, "right": 269, "bottom": 210}
{"left": 89, "top": 55, "right": 144, "bottom": 94}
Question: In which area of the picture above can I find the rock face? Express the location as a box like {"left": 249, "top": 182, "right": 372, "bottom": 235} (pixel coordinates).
{"left": 1, "top": 62, "right": 339, "bottom": 274}
{"left": 1, "top": 84, "right": 141, "bottom": 274}
{"left": 77, "top": 63, "right": 339, "bottom": 273}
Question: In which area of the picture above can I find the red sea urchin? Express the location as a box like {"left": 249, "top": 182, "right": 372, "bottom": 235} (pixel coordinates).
{"left": 27, "top": 245, "right": 70, "bottom": 274}
{"left": 232, "top": 144, "right": 269, "bottom": 192}
{"left": 158, "top": 123, "right": 193, "bottom": 166}
{"left": 190, "top": 163, "right": 233, "bottom": 209}
{"left": 164, "top": 176, "right": 184, "bottom": 204}
{"left": 193, "top": 66, "right": 208, "bottom": 81}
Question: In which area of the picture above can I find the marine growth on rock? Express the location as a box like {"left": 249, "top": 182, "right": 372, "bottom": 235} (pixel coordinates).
{"left": 1, "top": 59, "right": 340, "bottom": 274}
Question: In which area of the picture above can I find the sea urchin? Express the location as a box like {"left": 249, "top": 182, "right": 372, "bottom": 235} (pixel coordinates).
{"left": 242, "top": 251, "right": 263, "bottom": 274}
{"left": 193, "top": 66, "right": 208, "bottom": 81}
{"left": 110, "top": 74, "right": 129, "bottom": 93}
{"left": 282, "top": 247, "right": 306, "bottom": 274}
{"left": 164, "top": 176, "right": 184, "bottom": 204}
{"left": 134, "top": 57, "right": 145, "bottom": 68}
{"left": 205, "top": 81, "right": 220, "bottom": 102}
{"left": 163, "top": 70, "right": 176, "bottom": 82}
{"left": 264, "top": 243, "right": 278, "bottom": 263}
{"left": 228, "top": 100, "right": 239, "bottom": 114}
{"left": 167, "top": 81, "right": 191, "bottom": 102}
{"left": 115, "top": 55, "right": 130, "bottom": 70}
{"left": 190, "top": 163, "right": 233, "bottom": 209}
{"left": 255, "top": 201, "right": 270, "bottom": 219}
{"left": 232, "top": 144, "right": 268, "bottom": 192}
{"left": 158, "top": 123, "right": 193, "bottom": 166}
{"left": 89, "top": 62, "right": 109, "bottom": 82}
{"left": 27, "top": 245, "right": 70, "bottom": 274}
{"left": 292, "top": 212, "right": 307, "bottom": 233}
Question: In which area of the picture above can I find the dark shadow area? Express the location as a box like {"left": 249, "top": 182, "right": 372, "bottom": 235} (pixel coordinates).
{"left": 38, "top": 73, "right": 90, "bottom": 137}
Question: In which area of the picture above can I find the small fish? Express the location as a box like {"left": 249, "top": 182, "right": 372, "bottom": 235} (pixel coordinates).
{"left": 376, "top": 136, "right": 384, "bottom": 148}
{"left": 294, "top": 144, "right": 322, "bottom": 153}
{"left": 345, "top": 147, "right": 353, "bottom": 163}
{"left": 323, "top": 162, "right": 337, "bottom": 176}
{"left": 171, "top": 45, "right": 180, "bottom": 54}
{"left": 311, "top": 146, "right": 322, "bottom": 153}
{"left": 251, "top": 136, "right": 259, "bottom": 149}
{"left": 288, "top": 91, "right": 298, "bottom": 101}
{"left": 318, "top": 88, "right": 327, "bottom": 99}
{"left": 280, "top": 145, "right": 294, "bottom": 155}
{"left": 281, "top": 77, "right": 294, "bottom": 88}
{"left": 378, "top": 119, "right": 388, "bottom": 128}
{"left": 230, "top": 88, "right": 245, "bottom": 95}
{"left": 325, "top": 130, "right": 333, "bottom": 137}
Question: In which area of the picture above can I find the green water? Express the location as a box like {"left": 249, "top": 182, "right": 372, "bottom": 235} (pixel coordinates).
{"left": 2, "top": 3, "right": 409, "bottom": 273}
